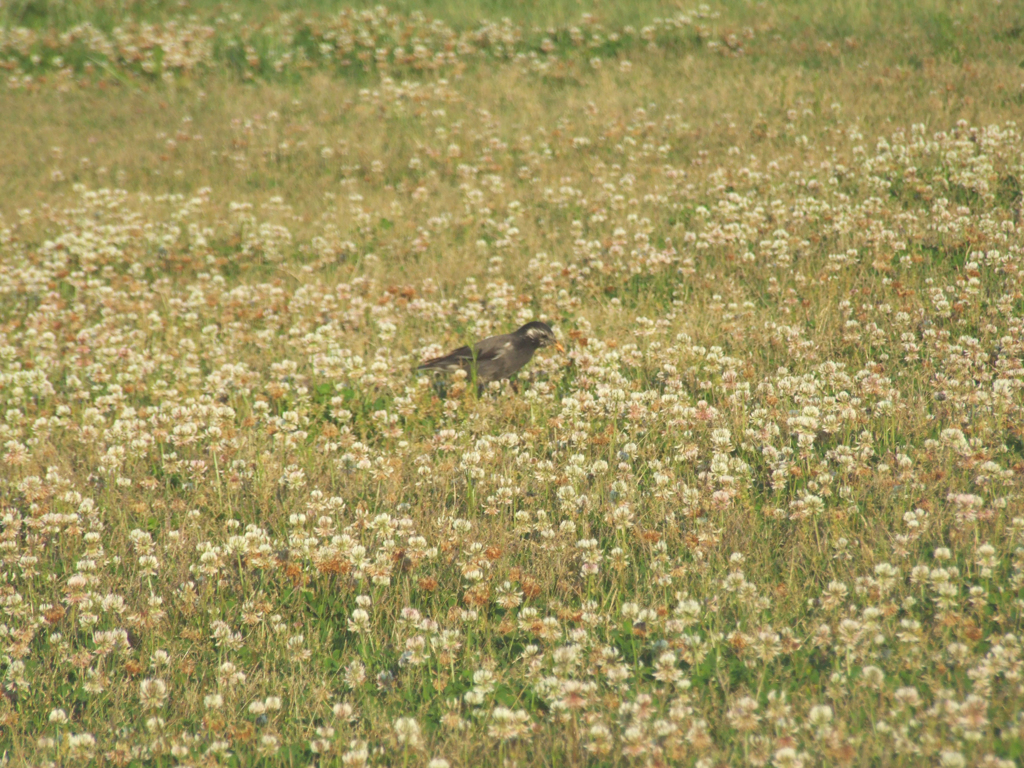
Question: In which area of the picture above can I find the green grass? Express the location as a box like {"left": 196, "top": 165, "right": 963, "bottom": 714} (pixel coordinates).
{"left": 1, "top": 1, "right": 1023, "bottom": 765}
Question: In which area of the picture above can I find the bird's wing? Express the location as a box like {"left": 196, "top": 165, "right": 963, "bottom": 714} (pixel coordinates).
{"left": 418, "top": 337, "right": 512, "bottom": 370}
{"left": 473, "top": 336, "right": 514, "bottom": 362}
{"left": 418, "top": 344, "right": 474, "bottom": 370}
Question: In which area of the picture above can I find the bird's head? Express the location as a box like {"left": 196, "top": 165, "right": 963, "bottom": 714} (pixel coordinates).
{"left": 517, "top": 321, "right": 564, "bottom": 352}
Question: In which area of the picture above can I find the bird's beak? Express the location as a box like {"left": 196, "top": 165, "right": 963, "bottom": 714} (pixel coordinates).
{"left": 555, "top": 342, "right": 565, "bottom": 353}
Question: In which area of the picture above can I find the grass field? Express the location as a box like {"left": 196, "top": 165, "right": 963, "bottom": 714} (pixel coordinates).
{"left": 2, "top": 0, "right": 1024, "bottom": 765}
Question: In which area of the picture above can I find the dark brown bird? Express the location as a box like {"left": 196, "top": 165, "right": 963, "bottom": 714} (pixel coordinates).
{"left": 417, "top": 321, "right": 563, "bottom": 385}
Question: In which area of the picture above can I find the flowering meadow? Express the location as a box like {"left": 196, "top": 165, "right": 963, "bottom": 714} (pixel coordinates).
{"left": 2, "top": 1, "right": 1024, "bottom": 765}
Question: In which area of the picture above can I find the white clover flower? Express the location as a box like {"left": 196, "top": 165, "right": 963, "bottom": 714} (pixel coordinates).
{"left": 861, "top": 665, "right": 884, "bottom": 688}
{"left": 807, "top": 704, "right": 832, "bottom": 727}
{"left": 139, "top": 678, "right": 168, "bottom": 709}
{"left": 394, "top": 717, "right": 423, "bottom": 748}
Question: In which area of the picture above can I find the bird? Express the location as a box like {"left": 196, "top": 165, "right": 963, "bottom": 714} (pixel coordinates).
{"left": 417, "top": 321, "right": 564, "bottom": 386}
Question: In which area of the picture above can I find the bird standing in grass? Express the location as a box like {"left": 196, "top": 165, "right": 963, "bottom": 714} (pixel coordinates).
{"left": 417, "top": 321, "right": 564, "bottom": 387}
